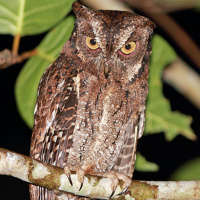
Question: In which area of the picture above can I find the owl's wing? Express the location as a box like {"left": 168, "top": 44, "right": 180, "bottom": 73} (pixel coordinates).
{"left": 113, "top": 107, "right": 146, "bottom": 178}
{"left": 30, "top": 53, "right": 78, "bottom": 200}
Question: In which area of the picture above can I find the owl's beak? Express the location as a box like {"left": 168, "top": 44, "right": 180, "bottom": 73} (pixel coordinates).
{"left": 104, "top": 65, "right": 110, "bottom": 78}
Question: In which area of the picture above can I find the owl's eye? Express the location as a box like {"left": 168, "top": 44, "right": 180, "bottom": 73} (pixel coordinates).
{"left": 120, "top": 42, "right": 136, "bottom": 55}
{"left": 86, "top": 36, "right": 99, "bottom": 50}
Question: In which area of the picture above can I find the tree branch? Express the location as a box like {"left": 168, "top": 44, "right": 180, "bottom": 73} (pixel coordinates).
{"left": 0, "top": 49, "right": 37, "bottom": 69}
{"left": 1, "top": 147, "right": 200, "bottom": 199}
{"left": 163, "top": 58, "right": 200, "bottom": 110}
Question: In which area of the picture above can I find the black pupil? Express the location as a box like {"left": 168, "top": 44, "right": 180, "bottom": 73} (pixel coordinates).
{"left": 125, "top": 44, "right": 131, "bottom": 50}
{"left": 90, "top": 39, "right": 96, "bottom": 45}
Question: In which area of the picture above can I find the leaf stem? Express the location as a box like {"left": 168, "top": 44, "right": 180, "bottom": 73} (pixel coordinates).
{"left": 17, "top": 49, "right": 38, "bottom": 63}
{"left": 12, "top": 34, "right": 21, "bottom": 55}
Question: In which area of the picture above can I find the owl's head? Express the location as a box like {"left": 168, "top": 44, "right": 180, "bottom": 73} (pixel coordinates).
{"left": 70, "top": 2, "right": 156, "bottom": 82}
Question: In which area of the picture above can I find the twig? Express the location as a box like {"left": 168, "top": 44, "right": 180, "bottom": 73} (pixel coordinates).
{"left": 121, "top": 0, "right": 200, "bottom": 12}
{"left": 17, "top": 49, "right": 38, "bottom": 63}
{"left": 163, "top": 58, "right": 200, "bottom": 110}
{"left": 1, "top": 147, "right": 200, "bottom": 199}
{"left": 80, "top": 0, "right": 132, "bottom": 11}
{"left": 0, "top": 49, "right": 38, "bottom": 69}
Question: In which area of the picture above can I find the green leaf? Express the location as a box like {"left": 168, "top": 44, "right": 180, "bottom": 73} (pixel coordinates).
{"left": 15, "top": 16, "right": 75, "bottom": 128}
{"left": 145, "top": 35, "right": 196, "bottom": 141}
{"left": 135, "top": 153, "right": 159, "bottom": 172}
{"left": 170, "top": 157, "right": 200, "bottom": 181}
{"left": 0, "top": 0, "right": 76, "bottom": 36}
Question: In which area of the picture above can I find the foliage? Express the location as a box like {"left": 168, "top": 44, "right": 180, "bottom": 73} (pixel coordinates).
{"left": 0, "top": 0, "right": 75, "bottom": 36}
{"left": 15, "top": 16, "right": 75, "bottom": 128}
{"left": 145, "top": 35, "right": 196, "bottom": 141}
{"left": 170, "top": 157, "right": 200, "bottom": 181}
{"left": 135, "top": 153, "right": 159, "bottom": 172}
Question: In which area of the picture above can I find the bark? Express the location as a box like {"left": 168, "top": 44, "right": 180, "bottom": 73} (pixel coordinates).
{"left": 0, "top": 147, "right": 200, "bottom": 200}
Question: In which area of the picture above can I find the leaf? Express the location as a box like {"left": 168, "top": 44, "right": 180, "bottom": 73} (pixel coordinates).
{"left": 135, "top": 153, "right": 159, "bottom": 172}
{"left": 0, "top": 0, "right": 76, "bottom": 36}
{"left": 15, "top": 16, "right": 75, "bottom": 128}
{"left": 145, "top": 35, "right": 196, "bottom": 141}
{"left": 170, "top": 157, "right": 200, "bottom": 181}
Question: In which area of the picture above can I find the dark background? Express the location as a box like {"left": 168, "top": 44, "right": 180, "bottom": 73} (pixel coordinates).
{"left": 0, "top": 8, "right": 199, "bottom": 200}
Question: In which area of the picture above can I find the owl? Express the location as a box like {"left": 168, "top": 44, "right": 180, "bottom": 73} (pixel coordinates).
{"left": 30, "top": 2, "right": 155, "bottom": 200}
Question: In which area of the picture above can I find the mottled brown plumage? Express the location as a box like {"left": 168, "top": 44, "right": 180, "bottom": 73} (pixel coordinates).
{"left": 30, "top": 2, "right": 155, "bottom": 200}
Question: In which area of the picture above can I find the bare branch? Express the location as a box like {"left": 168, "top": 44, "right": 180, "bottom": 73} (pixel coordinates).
{"left": 1, "top": 147, "right": 200, "bottom": 199}
{"left": 163, "top": 58, "right": 200, "bottom": 110}
{"left": 121, "top": 0, "right": 200, "bottom": 12}
{"left": 0, "top": 49, "right": 18, "bottom": 69}
{"left": 80, "top": 0, "right": 132, "bottom": 11}
{"left": 0, "top": 49, "right": 37, "bottom": 69}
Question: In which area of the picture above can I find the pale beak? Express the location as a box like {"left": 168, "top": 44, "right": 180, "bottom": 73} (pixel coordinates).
{"left": 104, "top": 65, "right": 110, "bottom": 78}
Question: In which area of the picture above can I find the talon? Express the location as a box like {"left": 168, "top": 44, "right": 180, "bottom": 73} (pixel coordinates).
{"left": 102, "top": 171, "right": 119, "bottom": 198}
{"left": 116, "top": 172, "right": 132, "bottom": 189}
{"left": 76, "top": 166, "right": 85, "bottom": 191}
{"left": 109, "top": 185, "right": 117, "bottom": 198}
{"left": 67, "top": 173, "right": 73, "bottom": 186}
{"left": 117, "top": 187, "right": 128, "bottom": 195}
{"left": 53, "top": 189, "right": 63, "bottom": 196}
{"left": 64, "top": 164, "right": 86, "bottom": 189}
{"left": 79, "top": 181, "right": 83, "bottom": 191}
{"left": 64, "top": 166, "right": 73, "bottom": 186}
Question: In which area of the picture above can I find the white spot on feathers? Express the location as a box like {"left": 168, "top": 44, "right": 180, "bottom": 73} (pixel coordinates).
{"left": 52, "top": 135, "right": 57, "bottom": 142}
{"left": 34, "top": 104, "right": 37, "bottom": 115}
{"left": 58, "top": 80, "right": 65, "bottom": 88}
{"left": 128, "top": 62, "right": 141, "bottom": 81}
{"left": 99, "top": 94, "right": 110, "bottom": 134}
{"left": 52, "top": 110, "right": 56, "bottom": 121}
{"left": 138, "top": 108, "right": 145, "bottom": 138}
{"left": 73, "top": 74, "right": 80, "bottom": 99}
{"left": 58, "top": 131, "right": 63, "bottom": 138}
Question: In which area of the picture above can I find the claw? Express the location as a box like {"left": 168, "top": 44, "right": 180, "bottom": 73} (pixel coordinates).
{"left": 109, "top": 185, "right": 117, "bottom": 198}
{"left": 117, "top": 187, "right": 128, "bottom": 196}
{"left": 76, "top": 166, "right": 85, "bottom": 191}
{"left": 102, "top": 171, "right": 131, "bottom": 198}
{"left": 67, "top": 173, "right": 73, "bottom": 186}
{"left": 64, "top": 166, "right": 73, "bottom": 186}
{"left": 79, "top": 181, "right": 83, "bottom": 191}
{"left": 53, "top": 189, "right": 62, "bottom": 196}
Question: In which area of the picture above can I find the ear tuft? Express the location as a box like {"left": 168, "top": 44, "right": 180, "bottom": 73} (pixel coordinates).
{"left": 72, "top": 2, "right": 85, "bottom": 12}
{"left": 72, "top": 2, "right": 91, "bottom": 18}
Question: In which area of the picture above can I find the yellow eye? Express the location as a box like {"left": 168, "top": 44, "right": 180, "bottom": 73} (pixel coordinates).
{"left": 86, "top": 36, "right": 99, "bottom": 50}
{"left": 120, "top": 42, "right": 136, "bottom": 55}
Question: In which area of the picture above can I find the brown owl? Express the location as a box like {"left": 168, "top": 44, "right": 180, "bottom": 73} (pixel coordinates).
{"left": 30, "top": 2, "right": 156, "bottom": 200}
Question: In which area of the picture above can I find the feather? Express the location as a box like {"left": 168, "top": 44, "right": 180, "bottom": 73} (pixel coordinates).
{"left": 113, "top": 107, "right": 146, "bottom": 178}
{"left": 30, "top": 53, "right": 78, "bottom": 200}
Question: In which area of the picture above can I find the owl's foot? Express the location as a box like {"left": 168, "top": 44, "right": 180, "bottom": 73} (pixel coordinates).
{"left": 53, "top": 189, "right": 63, "bottom": 195}
{"left": 102, "top": 171, "right": 132, "bottom": 198}
{"left": 64, "top": 165, "right": 85, "bottom": 191}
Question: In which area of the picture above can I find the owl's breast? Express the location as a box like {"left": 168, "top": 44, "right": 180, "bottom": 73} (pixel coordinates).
{"left": 66, "top": 73, "right": 136, "bottom": 173}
